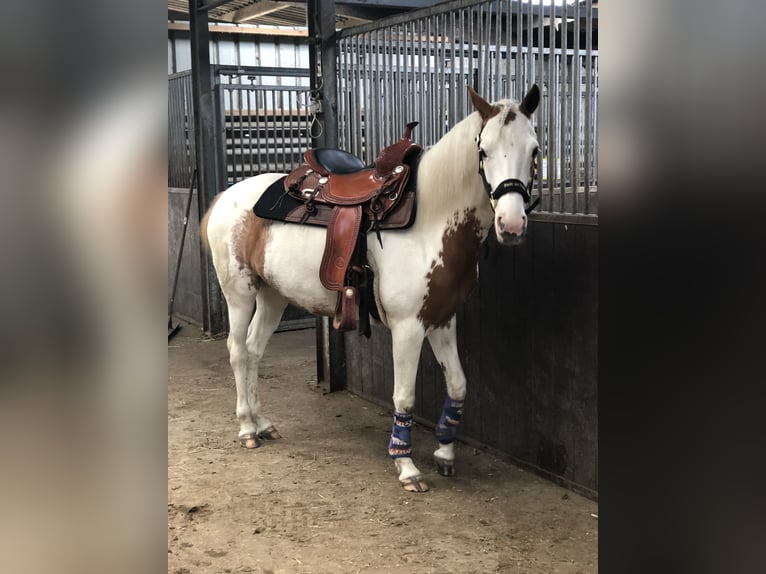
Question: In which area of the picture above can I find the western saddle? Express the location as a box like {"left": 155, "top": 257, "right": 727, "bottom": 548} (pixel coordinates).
{"left": 283, "top": 122, "right": 422, "bottom": 336}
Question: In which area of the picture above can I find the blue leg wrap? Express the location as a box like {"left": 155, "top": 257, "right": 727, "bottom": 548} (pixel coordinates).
{"left": 388, "top": 411, "right": 413, "bottom": 459}
{"left": 435, "top": 397, "right": 464, "bottom": 444}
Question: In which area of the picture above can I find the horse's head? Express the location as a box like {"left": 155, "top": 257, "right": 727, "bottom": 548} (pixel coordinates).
{"left": 469, "top": 85, "right": 540, "bottom": 246}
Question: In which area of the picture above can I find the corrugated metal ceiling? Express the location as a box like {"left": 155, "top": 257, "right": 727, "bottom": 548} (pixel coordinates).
{"left": 168, "top": 0, "right": 369, "bottom": 28}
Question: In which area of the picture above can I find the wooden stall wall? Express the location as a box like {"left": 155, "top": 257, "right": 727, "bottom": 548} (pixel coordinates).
{"left": 344, "top": 221, "right": 597, "bottom": 496}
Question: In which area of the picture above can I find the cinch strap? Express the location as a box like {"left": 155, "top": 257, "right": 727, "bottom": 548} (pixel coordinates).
{"left": 388, "top": 411, "right": 413, "bottom": 459}
{"left": 435, "top": 397, "right": 464, "bottom": 444}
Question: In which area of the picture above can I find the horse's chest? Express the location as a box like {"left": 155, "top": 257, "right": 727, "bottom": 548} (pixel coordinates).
{"left": 418, "top": 209, "right": 483, "bottom": 329}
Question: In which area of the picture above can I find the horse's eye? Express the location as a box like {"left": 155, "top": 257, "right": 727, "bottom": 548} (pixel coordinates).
{"left": 479, "top": 148, "right": 487, "bottom": 159}
{"left": 532, "top": 147, "right": 539, "bottom": 158}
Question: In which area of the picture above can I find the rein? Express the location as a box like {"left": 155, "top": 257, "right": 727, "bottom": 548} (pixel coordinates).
{"left": 475, "top": 127, "right": 541, "bottom": 215}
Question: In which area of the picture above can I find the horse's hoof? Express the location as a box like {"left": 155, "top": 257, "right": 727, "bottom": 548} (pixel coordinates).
{"left": 258, "top": 426, "right": 282, "bottom": 440}
{"left": 400, "top": 475, "right": 429, "bottom": 493}
{"left": 434, "top": 456, "right": 455, "bottom": 477}
{"left": 239, "top": 433, "right": 262, "bottom": 449}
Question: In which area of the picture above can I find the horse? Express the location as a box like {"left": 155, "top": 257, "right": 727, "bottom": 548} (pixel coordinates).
{"left": 201, "top": 85, "right": 540, "bottom": 492}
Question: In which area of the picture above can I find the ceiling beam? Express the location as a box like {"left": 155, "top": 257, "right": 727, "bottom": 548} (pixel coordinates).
{"left": 218, "top": 1, "right": 305, "bottom": 23}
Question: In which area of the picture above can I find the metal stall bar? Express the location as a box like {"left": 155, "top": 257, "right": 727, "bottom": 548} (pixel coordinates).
{"left": 584, "top": 0, "right": 593, "bottom": 214}
{"left": 513, "top": 0, "right": 524, "bottom": 101}
{"left": 189, "top": 0, "right": 225, "bottom": 335}
{"left": 572, "top": 0, "right": 581, "bottom": 212}
{"left": 493, "top": 0, "right": 504, "bottom": 100}
{"left": 546, "top": 1, "right": 555, "bottom": 211}
{"left": 558, "top": 0, "right": 567, "bottom": 212}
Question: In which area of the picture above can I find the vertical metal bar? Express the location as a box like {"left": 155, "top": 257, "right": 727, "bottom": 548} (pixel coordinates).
{"left": 189, "top": 1, "right": 224, "bottom": 334}
{"left": 459, "top": 8, "right": 465, "bottom": 116}
{"left": 370, "top": 30, "right": 377, "bottom": 157}
{"left": 527, "top": 0, "right": 533, "bottom": 87}
{"left": 515, "top": 0, "right": 521, "bottom": 99}
{"left": 493, "top": 0, "right": 500, "bottom": 101}
{"left": 246, "top": 87, "right": 254, "bottom": 176}
{"left": 392, "top": 26, "right": 399, "bottom": 145}
{"left": 350, "top": 36, "right": 355, "bottom": 154}
{"left": 584, "top": 0, "right": 593, "bottom": 214}
{"left": 504, "top": 0, "right": 511, "bottom": 99}
{"left": 449, "top": 10, "right": 456, "bottom": 126}
{"left": 386, "top": 27, "right": 391, "bottom": 144}
{"left": 438, "top": 14, "right": 445, "bottom": 138}
{"left": 572, "top": 0, "right": 581, "bottom": 213}
{"left": 431, "top": 16, "right": 438, "bottom": 144}
{"left": 288, "top": 88, "right": 294, "bottom": 169}
{"left": 418, "top": 19, "right": 425, "bottom": 143}
{"left": 238, "top": 87, "right": 247, "bottom": 180}
{"left": 547, "top": 1, "right": 555, "bottom": 210}
{"left": 468, "top": 7, "right": 474, "bottom": 91}
{"left": 402, "top": 25, "right": 408, "bottom": 129}
{"left": 535, "top": 0, "right": 544, "bottom": 199}
{"left": 254, "top": 89, "right": 262, "bottom": 172}
{"left": 226, "top": 86, "right": 234, "bottom": 182}
{"left": 337, "top": 39, "right": 344, "bottom": 148}
{"left": 359, "top": 33, "right": 366, "bottom": 158}
{"left": 282, "top": 90, "right": 288, "bottom": 171}
{"left": 391, "top": 27, "right": 398, "bottom": 139}
{"left": 476, "top": 3, "right": 492, "bottom": 100}
{"left": 362, "top": 32, "right": 370, "bottom": 162}
{"left": 559, "top": 0, "right": 567, "bottom": 212}
{"left": 276, "top": 90, "right": 283, "bottom": 171}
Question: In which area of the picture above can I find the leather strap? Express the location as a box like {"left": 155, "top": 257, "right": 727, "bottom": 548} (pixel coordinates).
{"left": 320, "top": 206, "right": 362, "bottom": 291}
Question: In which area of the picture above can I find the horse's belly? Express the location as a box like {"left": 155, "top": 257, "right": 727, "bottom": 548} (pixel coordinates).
{"left": 262, "top": 223, "right": 337, "bottom": 316}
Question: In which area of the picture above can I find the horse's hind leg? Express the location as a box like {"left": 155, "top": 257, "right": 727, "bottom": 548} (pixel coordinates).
{"left": 426, "top": 319, "right": 467, "bottom": 477}
{"left": 243, "top": 286, "right": 288, "bottom": 443}
{"left": 223, "top": 288, "right": 261, "bottom": 448}
{"left": 224, "top": 283, "right": 287, "bottom": 448}
{"left": 389, "top": 319, "right": 428, "bottom": 492}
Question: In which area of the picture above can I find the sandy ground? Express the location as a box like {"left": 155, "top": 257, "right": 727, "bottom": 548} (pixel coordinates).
{"left": 168, "top": 323, "right": 598, "bottom": 574}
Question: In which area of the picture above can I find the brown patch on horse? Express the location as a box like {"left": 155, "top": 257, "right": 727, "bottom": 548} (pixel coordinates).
{"left": 199, "top": 192, "right": 224, "bottom": 252}
{"left": 232, "top": 211, "right": 271, "bottom": 290}
{"left": 418, "top": 209, "right": 483, "bottom": 329}
{"left": 503, "top": 108, "right": 517, "bottom": 124}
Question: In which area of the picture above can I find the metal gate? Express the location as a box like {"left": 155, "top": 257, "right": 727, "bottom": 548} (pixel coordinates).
{"left": 337, "top": 0, "right": 598, "bottom": 218}
{"left": 214, "top": 65, "right": 313, "bottom": 187}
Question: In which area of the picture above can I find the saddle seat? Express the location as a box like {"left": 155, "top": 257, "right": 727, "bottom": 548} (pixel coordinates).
{"left": 305, "top": 148, "right": 366, "bottom": 175}
{"left": 282, "top": 121, "right": 422, "bottom": 335}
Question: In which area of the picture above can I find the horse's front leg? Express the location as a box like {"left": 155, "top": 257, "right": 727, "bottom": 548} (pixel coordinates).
{"left": 426, "top": 318, "right": 466, "bottom": 477}
{"left": 389, "top": 319, "right": 428, "bottom": 492}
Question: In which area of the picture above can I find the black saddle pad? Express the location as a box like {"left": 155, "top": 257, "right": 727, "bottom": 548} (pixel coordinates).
{"left": 253, "top": 176, "right": 328, "bottom": 225}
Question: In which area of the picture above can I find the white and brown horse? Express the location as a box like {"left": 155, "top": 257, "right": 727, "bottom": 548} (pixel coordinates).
{"left": 201, "top": 86, "right": 540, "bottom": 492}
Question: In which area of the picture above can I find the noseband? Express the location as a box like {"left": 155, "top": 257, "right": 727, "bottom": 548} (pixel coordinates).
{"left": 476, "top": 129, "right": 541, "bottom": 215}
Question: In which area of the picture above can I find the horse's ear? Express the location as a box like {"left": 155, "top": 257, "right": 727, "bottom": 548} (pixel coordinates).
{"left": 468, "top": 85, "right": 500, "bottom": 122}
{"left": 520, "top": 84, "right": 540, "bottom": 117}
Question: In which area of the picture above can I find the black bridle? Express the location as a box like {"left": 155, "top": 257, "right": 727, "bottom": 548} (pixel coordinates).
{"left": 476, "top": 129, "right": 541, "bottom": 215}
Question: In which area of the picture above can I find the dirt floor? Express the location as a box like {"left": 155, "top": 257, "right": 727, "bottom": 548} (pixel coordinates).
{"left": 168, "top": 323, "right": 598, "bottom": 574}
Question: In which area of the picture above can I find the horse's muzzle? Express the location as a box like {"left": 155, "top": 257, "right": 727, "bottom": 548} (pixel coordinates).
{"left": 496, "top": 228, "right": 526, "bottom": 246}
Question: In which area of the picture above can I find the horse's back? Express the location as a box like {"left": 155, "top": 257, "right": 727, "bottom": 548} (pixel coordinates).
{"left": 205, "top": 173, "right": 284, "bottom": 239}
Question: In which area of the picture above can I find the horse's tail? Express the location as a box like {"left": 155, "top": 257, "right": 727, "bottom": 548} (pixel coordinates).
{"left": 199, "top": 192, "right": 224, "bottom": 252}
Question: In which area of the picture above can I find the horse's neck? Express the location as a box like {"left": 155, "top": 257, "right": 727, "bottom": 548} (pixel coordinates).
{"left": 415, "top": 112, "right": 493, "bottom": 236}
